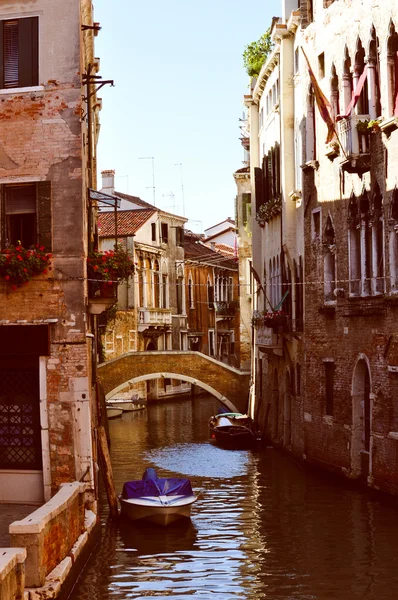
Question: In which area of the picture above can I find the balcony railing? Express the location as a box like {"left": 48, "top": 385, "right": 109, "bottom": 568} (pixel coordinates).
{"left": 337, "top": 113, "right": 370, "bottom": 173}
{"left": 214, "top": 300, "right": 238, "bottom": 317}
{"left": 255, "top": 325, "right": 283, "bottom": 350}
{"left": 138, "top": 307, "right": 172, "bottom": 328}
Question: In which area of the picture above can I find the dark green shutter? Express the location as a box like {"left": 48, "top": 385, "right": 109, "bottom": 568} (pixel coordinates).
{"left": 19, "top": 17, "right": 38, "bottom": 87}
{"left": 0, "top": 22, "right": 4, "bottom": 89}
{"left": 37, "top": 181, "right": 52, "bottom": 251}
{"left": 254, "top": 167, "right": 264, "bottom": 212}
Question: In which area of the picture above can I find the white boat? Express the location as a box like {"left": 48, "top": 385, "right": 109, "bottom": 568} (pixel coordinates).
{"left": 106, "top": 394, "right": 146, "bottom": 412}
{"left": 119, "top": 468, "right": 198, "bottom": 527}
{"left": 106, "top": 406, "right": 123, "bottom": 419}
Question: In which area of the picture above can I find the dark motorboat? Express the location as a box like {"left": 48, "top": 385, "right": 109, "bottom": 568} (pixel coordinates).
{"left": 119, "top": 468, "right": 198, "bottom": 526}
{"left": 208, "top": 412, "right": 256, "bottom": 449}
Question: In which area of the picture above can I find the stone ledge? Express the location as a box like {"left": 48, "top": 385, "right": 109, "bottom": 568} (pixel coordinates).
{"left": 0, "top": 548, "right": 26, "bottom": 582}
{"left": 9, "top": 482, "right": 83, "bottom": 535}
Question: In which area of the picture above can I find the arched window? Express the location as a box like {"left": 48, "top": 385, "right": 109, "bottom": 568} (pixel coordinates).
{"left": 306, "top": 84, "right": 316, "bottom": 161}
{"left": 348, "top": 194, "right": 361, "bottom": 296}
{"left": 324, "top": 216, "right": 336, "bottom": 302}
{"left": 387, "top": 20, "right": 398, "bottom": 117}
{"left": 137, "top": 256, "right": 144, "bottom": 307}
{"left": 368, "top": 25, "right": 381, "bottom": 119}
{"left": 176, "top": 263, "right": 184, "bottom": 314}
{"left": 354, "top": 38, "right": 369, "bottom": 115}
{"left": 359, "top": 189, "right": 372, "bottom": 296}
{"left": 330, "top": 63, "right": 340, "bottom": 121}
{"left": 371, "top": 183, "right": 384, "bottom": 294}
{"left": 161, "top": 261, "right": 168, "bottom": 308}
{"left": 188, "top": 273, "right": 194, "bottom": 309}
{"left": 389, "top": 188, "right": 398, "bottom": 291}
{"left": 207, "top": 276, "right": 214, "bottom": 307}
{"left": 143, "top": 258, "right": 151, "bottom": 307}
{"left": 153, "top": 259, "right": 160, "bottom": 308}
{"left": 342, "top": 46, "right": 353, "bottom": 114}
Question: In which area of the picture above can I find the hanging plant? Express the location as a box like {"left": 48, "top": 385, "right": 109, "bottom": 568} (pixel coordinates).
{"left": 0, "top": 245, "right": 52, "bottom": 289}
{"left": 87, "top": 245, "right": 135, "bottom": 284}
{"left": 256, "top": 196, "right": 282, "bottom": 225}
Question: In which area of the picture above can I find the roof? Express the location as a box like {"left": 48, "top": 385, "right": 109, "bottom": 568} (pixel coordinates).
{"left": 204, "top": 227, "right": 236, "bottom": 242}
{"left": 184, "top": 232, "right": 237, "bottom": 269}
{"left": 114, "top": 190, "right": 187, "bottom": 222}
{"left": 205, "top": 217, "right": 235, "bottom": 233}
{"left": 206, "top": 242, "right": 235, "bottom": 257}
{"left": 98, "top": 208, "right": 155, "bottom": 237}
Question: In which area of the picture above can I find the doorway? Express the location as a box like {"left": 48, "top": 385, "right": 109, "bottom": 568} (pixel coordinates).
{"left": 351, "top": 358, "right": 371, "bottom": 479}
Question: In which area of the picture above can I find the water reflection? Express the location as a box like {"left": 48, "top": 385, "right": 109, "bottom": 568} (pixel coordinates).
{"left": 71, "top": 395, "right": 398, "bottom": 600}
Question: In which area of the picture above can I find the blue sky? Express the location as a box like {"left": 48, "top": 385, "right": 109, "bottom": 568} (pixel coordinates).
{"left": 94, "top": 0, "right": 274, "bottom": 232}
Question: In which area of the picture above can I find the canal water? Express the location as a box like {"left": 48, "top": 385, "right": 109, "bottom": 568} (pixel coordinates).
{"left": 71, "top": 394, "right": 398, "bottom": 599}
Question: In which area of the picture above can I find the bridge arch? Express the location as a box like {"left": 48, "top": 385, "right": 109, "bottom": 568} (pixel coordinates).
{"left": 97, "top": 351, "right": 250, "bottom": 413}
{"left": 106, "top": 372, "right": 239, "bottom": 412}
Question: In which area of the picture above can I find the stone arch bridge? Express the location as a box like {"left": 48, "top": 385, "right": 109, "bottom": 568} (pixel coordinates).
{"left": 97, "top": 351, "right": 251, "bottom": 413}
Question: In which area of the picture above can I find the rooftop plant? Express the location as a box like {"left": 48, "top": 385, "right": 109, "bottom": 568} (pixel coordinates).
{"left": 243, "top": 28, "right": 274, "bottom": 78}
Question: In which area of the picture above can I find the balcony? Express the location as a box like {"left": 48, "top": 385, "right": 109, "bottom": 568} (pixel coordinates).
{"left": 214, "top": 300, "right": 238, "bottom": 320}
{"left": 88, "top": 281, "right": 118, "bottom": 315}
{"left": 337, "top": 114, "right": 371, "bottom": 174}
{"left": 138, "top": 307, "right": 172, "bottom": 331}
{"left": 255, "top": 325, "right": 283, "bottom": 353}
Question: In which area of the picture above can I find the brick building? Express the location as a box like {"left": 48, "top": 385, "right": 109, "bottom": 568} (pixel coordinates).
{"left": 0, "top": 0, "right": 102, "bottom": 504}
{"left": 184, "top": 231, "right": 240, "bottom": 368}
{"left": 246, "top": 0, "right": 398, "bottom": 495}
{"left": 97, "top": 171, "right": 190, "bottom": 400}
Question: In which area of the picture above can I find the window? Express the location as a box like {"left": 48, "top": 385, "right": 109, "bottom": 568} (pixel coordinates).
{"left": 151, "top": 222, "right": 156, "bottom": 242}
{"left": 324, "top": 361, "right": 335, "bottom": 416}
{"left": 188, "top": 275, "right": 194, "bottom": 308}
{"left": 160, "top": 222, "right": 168, "bottom": 243}
{"left": 176, "top": 226, "right": 184, "bottom": 247}
{"left": 242, "top": 193, "right": 251, "bottom": 227}
{"left": 208, "top": 330, "right": 215, "bottom": 356}
{"left": 387, "top": 20, "right": 398, "bottom": 117}
{"left": 294, "top": 48, "right": 299, "bottom": 75}
{"left": 177, "top": 275, "right": 184, "bottom": 314}
{"left": 207, "top": 278, "right": 214, "bottom": 307}
{"left": 324, "top": 216, "right": 336, "bottom": 302}
{"left": 161, "top": 273, "right": 168, "bottom": 308}
{"left": 318, "top": 53, "right": 325, "bottom": 79}
{"left": 2, "top": 182, "right": 52, "bottom": 250}
{"left": 312, "top": 208, "right": 321, "bottom": 241}
{"left": 0, "top": 17, "right": 39, "bottom": 89}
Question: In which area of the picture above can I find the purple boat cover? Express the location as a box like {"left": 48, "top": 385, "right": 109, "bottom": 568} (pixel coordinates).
{"left": 122, "top": 477, "right": 193, "bottom": 500}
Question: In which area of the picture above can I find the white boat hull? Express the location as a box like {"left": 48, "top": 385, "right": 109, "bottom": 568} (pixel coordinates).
{"left": 106, "top": 407, "right": 123, "bottom": 419}
{"left": 106, "top": 399, "right": 146, "bottom": 412}
{"left": 120, "top": 494, "right": 197, "bottom": 526}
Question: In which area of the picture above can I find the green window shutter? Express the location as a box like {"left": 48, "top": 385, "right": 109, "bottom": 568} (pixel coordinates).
{"left": 18, "top": 17, "right": 39, "bottom": 87}
{"left": 0, "top": 22, "right": 3, "bottom": 88}
{"left": 37, "top": 181, "right": 52, "bottom": 251}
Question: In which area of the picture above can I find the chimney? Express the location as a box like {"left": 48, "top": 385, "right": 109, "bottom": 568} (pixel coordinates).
{"left": 101, "top": 169, "right": 115, "bottom": 195}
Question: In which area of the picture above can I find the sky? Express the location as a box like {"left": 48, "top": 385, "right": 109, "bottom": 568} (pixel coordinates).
{"left": 93, "top": 0, "right": 274, "bottom": 232}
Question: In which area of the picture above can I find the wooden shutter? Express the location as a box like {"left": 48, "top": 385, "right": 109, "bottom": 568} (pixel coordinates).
{"left": 37, "top": 181, "right": 52, "bottom": 251}
{"left": 254, "top": 167, "right": 264, "bottom": 212}
{"left": 262, "top": 155, "right": 268, "bottom": 203}
{"left": 19, "top": 17, "right": 38, "bottom": 88}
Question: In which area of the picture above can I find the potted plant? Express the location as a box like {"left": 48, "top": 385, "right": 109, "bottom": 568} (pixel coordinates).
{"left": 87, "top": 245, "right": 135, "bottom": 298}
{"left": 0, "top": 244, "right": 52, "bottom": 290}
{"left": 356, "top": 119, "right": 370, "bottom": 134}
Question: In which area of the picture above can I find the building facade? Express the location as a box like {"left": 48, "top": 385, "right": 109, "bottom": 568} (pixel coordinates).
{"left": 184, "top": 231, "right": 240, "bottom": 368}
{"left": 0, "top": 0, "right": 101, "bottom": 504}
{"left": 247, "top": 0, "right": 398, "bottom": 496}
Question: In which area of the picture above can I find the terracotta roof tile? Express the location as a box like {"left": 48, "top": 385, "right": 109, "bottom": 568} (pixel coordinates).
{"left": 98, "top": 209, "right": 155, "bottom": 237}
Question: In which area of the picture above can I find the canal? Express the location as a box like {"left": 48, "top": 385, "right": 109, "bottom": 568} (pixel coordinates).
{"left": 71, "top": 393, "right": 398, "bottom": 599}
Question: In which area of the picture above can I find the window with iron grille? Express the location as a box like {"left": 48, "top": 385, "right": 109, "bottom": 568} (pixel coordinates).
{"left": 0, "top": 17, "right": 39, "bottom": 89}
